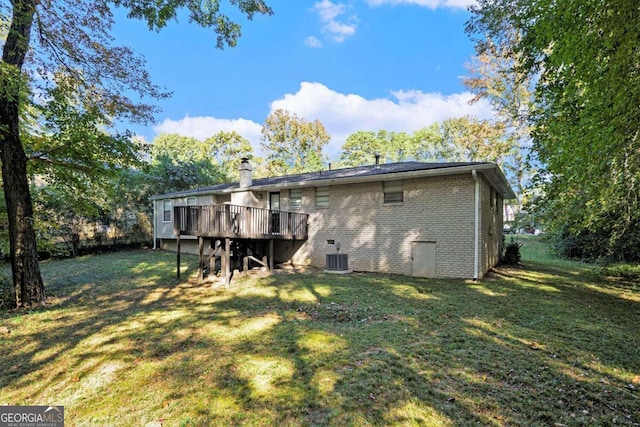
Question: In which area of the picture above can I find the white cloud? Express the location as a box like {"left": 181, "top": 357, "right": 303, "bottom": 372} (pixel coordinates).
{"left": 365, "top": 0, "right": 475, "bottom": 10}
{"left": 312, "top": 0, "right": 358, "bottom": 43}
{"left": 270, "top": 82, "right": 495, "bottom": 159}
{"left": 304, "top": 36, "right": 323, "bottom": 48}
{"left": 152, "top": 83, "right": 495, "bottom": 162}
{"left": 153, "top": 115, "right": 263, "bottom": 149}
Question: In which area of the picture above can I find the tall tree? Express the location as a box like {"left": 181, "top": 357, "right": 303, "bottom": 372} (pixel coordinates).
{"left": 0, "top": 0, "right": 272, "bottom": 307}
{"left": 339, "top": 131, "right": 385, "bottom": 167}
{"left": 467, "top": 0, "right": 640, "bottom": 260}
{"left": 148, "top": 133, "right": 225, "bottom": 194}
{"left": 462, "top": 35, "right": 535, "bottom": 208}
{"left": 440, "top": 116, "right": 509, "bottom": 164}
{"left": 261, "top": 109, "right": 330, "bottom": 175}
{"left": 411, "top": 123, "right": 448, "bottom": 162}
{"left": 204, "top": 131, "right": 256, "bottom": 180}
{"left": 339, "top": 121, "right": 508, "bottom": 166}
{"left": 339, "top": 130, "right": 414, "bottom": 167}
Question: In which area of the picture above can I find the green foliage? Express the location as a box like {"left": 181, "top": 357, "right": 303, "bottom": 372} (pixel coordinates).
{"left": 502, "top": 237, "right": 522, "bottom": 265}
{"left": 439, "top": 116, "right": 510, "bottom": 163}
{"left": 339, "top": 118, "right": 510, "bottom": 167}
{"left": 462, "top": 36, "right": 535, "bottom": 206}
{"left": 0, "top": 267, "right": 14, "bottom": 309}
{"left": 468, "top": 0, "right": 640, "bottom": 262}
{"left": 1, "top": 0, "right": 272, "bottom": 305}
{"left": 114, "top": 0, "right": 273, "bottom": 49}
{"left": 27, "top": 77, "right": 143, "bottom": 188}
{"left": 147, "top": 133, "right": 227, "bottom": 194}
{"left": 203, "top": 131, "right": 257, "bottom": 179}
{"left": 339, "top": 130, "right": 414, "bottom": 167}
{"left": 261, "top": 109, "right": 330, "bottom": 175}
{"left": 600, "top": 263, "right": 640, "bottom": 284}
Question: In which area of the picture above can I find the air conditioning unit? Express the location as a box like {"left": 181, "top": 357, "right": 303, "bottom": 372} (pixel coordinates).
{"left": 326, "top": 253, "right": 349, "bottom": 271}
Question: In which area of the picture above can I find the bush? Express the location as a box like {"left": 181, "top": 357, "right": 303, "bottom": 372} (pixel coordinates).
{"left": 502, "top": 238, "right": 523, "bottom": 265}
{"left": 0, "top": 268, "right": 15, "bottom": 310}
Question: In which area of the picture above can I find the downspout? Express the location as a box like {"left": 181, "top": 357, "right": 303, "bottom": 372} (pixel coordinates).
{"left": 152, "top": 200, "right": 157, "bottom": 250}
{"left": 472, "top": 170, "right": 480, "bottom": 280}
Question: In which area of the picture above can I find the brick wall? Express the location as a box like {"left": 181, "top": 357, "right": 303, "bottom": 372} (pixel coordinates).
{"left": 157, "top": 171, "right": 506, "bottom": 279}
{"left": 280, "top": 174, "right": 480, "bottom": 278}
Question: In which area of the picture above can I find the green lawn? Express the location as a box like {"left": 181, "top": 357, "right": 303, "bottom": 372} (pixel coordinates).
{"left": 1, "top": 238, "right": 638, "bottom": 426}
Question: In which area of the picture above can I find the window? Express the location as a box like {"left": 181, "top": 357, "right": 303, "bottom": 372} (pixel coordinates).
{"left": 162, "top": 200, "right": 172, "bottom": 222}
{"left": 316, "top": 187, "right": 329, "bottom": 208}
{"left": 289, "top": 189, "right": 302, "bottom": 209}
{"left": 383, "top": 181, "right": 403, "bottom": 204}
{"left": 187, "top": 197, "right": 197, "bottom": 206}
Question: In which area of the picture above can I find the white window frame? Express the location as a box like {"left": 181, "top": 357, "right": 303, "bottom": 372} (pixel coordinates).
{"left": 162, "top": 199, "right": 172, "bottom": 222}
{"left": 289, "top": 189, "right": 302, "bottom": 209}
{"left": 383, "top": 181, "right": 404, "bottom": 204}
{"left": 315, "top": 187, "right": 329, "bottom": 208}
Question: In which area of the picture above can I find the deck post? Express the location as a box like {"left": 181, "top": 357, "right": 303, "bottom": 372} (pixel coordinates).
{"left": 268, "top": 239, "right": 274, "bottom": 272}
{"left": 209, "top": 241, "right": 217, "bottom": 280}
{"left": 224, "top": 237, "right": 231, "bottom": 285}
{"left": 198, "top": 236, "right": 204, "bottom": 282}
{"left": 243, "top": 256, "right": 248, "bottom": 274}
{"left": 220, "top": 240, "right": 226, "bottom": 281}
{"left": 176, "top": 234, "right": 181, "bottom": 280}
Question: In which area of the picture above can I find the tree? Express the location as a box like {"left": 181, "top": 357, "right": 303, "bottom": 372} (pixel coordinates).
{"left": 1, "top": 0, "right": 272, "bottom": 307}
{"left": 467, "top": 0, "right": 640, "bottom": 261}
{"left": 411, "top": 123, "right": 449, "bottom": 162}
{"left": 439, "top": 116, "right": 510, "bottom": 164}
{"left": 203, "top": 131, "right": 257, "bottom": 180}
{"left": 339, "top": 130, "right": 414, "bottom": 167}
{"left": 148, "top": 133, "right": 225, "bottom": 195}
{"left": 339, "top": 121, "right": 508, "bottom": 167}
{"left": 462, "top": 35, "right": 535, "bottom": 209}
{"left": 339, "top": 131, "right": 384, "bottom": 167}
{"left": 261, "top": 109, "right": 330, "bottom": 175}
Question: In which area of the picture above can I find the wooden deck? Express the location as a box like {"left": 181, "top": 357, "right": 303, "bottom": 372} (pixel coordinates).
{"left": 174, "top": 204, "right": 309, "bottom": 240}
{"left": 173, "top": 204, "right": 309, "bottom": 284}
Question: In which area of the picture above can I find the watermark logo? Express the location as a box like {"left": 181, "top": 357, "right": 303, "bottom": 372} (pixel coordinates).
{"left": 0, "top": 406, "right": 64, "bottom": 427}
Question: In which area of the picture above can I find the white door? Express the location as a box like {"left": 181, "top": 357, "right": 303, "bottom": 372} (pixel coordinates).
{"left": 412, "top": 242, "right": 436, "bottom": 278}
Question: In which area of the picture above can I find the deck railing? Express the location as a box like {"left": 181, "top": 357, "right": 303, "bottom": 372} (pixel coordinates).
{"left": 174, "top": 204, "right": 308, "bottom": 240}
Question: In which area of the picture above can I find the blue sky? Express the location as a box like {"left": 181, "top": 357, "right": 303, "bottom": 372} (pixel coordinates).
{"left": 112, "top": 0, "right": 491, "bottom": 159}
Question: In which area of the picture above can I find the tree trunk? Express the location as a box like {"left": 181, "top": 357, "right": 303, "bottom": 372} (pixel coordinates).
{"left": 1, "top": 0, "right": 45, "bottom": 307}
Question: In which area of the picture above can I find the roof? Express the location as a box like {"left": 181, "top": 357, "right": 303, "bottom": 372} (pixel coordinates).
{"left": 151, "top": 161, "right": 516, "bottom": 200}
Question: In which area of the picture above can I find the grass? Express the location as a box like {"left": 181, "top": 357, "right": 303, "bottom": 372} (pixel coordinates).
{"left": 0, "top": 239, "right": 638, "bottom": 426}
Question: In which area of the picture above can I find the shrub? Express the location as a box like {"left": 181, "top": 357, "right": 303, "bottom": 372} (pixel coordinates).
{"left": 502, "top": 238, "right": 523, "bottom": 265}
{"left": 0, "top": 268, "right": 15, "bottom": 310}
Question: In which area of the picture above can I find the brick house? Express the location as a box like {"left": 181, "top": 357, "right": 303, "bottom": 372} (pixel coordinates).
{"left": 151, "top": 159, "right": 515, "bottom": 281}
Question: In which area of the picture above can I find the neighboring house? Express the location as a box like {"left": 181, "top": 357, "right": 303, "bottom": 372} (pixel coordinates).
{"left": 151, "top": 159, "right": 515, "bottom": 281}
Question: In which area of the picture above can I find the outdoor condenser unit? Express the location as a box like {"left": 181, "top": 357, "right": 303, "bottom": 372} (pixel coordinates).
{"left": 326, "top": 253, "right": 349, "bottom": 271}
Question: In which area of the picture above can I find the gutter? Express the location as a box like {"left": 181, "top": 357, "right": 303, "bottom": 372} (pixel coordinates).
{"left": 472, "top": 169, "right": 480, "bottom": 280}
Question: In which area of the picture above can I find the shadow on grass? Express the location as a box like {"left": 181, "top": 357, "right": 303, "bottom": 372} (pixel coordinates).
{"left": 0, "top": 250, "right": 638, "bottom": 426}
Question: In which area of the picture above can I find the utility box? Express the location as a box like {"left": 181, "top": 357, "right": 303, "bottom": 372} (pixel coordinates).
{"left": 326, "top": 253, "right": 349, "bottom": 271}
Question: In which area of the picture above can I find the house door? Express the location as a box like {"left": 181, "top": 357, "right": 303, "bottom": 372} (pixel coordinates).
{"left": 269, "top": 192, "right": 280, "bottom": 234}
{"left": 412, "top": 242, "right": 436, "bottom": 278}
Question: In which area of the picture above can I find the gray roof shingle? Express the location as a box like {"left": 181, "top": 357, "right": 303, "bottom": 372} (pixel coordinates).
{"left": 151, "top": 161, "right": 512, "bottom": 199}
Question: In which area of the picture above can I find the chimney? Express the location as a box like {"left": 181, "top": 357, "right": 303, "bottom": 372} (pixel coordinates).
{"left": 374, "top": 153, "right": 380, "bottom": 168}
{"left": 239, "top": 157, "right": 252, "bottom": 188}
